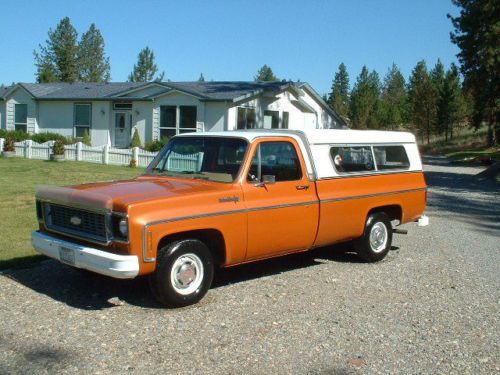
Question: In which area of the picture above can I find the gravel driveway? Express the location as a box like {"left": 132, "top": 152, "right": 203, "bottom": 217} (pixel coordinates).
{"left": 1, "top": 158, "right": 498, "bottom": 375}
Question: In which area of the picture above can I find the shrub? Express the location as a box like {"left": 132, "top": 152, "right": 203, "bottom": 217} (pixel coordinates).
{"left": 82, "top": 129, "right": 92, "bottom": 146}
{"left": 0, "top": 130, "right": 30, "bottom": 142}
{"left": 3, "top": 138, "right": 16, "bottom": 152}
{"left": 144, "top": 137, "right": 170, "bottom": 152}
{"left": 130, "top": 128, "right": 142, "bottom": 148}
{"left": 52, "top": 139, "right": 65, "bottom": 155}
{"left": 32, "top": 132, "right": 69, "bottom": 144}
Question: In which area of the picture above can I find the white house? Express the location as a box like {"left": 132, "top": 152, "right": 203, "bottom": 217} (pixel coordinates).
{"left": 0, "top": 81, "right": 345, "bottom": 147}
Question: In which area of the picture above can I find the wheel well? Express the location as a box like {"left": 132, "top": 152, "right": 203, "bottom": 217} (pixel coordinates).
{"left": 368, "top": 205, "right": 402, "bottom": 224}
{"left": 157, "top": 229, "right": 226, "bottom": 266}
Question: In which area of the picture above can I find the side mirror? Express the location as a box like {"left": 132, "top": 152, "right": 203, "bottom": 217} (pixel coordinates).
{"left": 255, "top": 175, "right": 276, "bottom": 187}
{"left": 262, "top": 175, "right": 276, "bottom": 184}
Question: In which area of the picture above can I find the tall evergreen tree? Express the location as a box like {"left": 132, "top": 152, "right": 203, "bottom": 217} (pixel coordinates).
{"left": 431, "top": 59, "right": 446, "bottom": 135}
{"left": 34, "top": 17, "right": 79, "bottom": 82}
{"left": 254, "top": 65, "right": 277, "bottom": 81}
{"left": 349, "top": 66, "right": 381, "bottom": 129}
{"left": 380, "top": 64, "right": 407, "bottom": 129}
{"left": 78, "top": 24, "right": 111, "bottom": 82}
{"left": 328, "top": 63, "right": 350, "bottom": 121}
{"left": 441, "top": 63, "right": 469, "bottom": 141}
{"left": 449, "top": 0, "right": 499, "bottom": 145}
{"left": 408, "top": 60, "right": 438, "bottom": 144}
{"left": 128, "top": 47, "right": 163, "bottom": 82}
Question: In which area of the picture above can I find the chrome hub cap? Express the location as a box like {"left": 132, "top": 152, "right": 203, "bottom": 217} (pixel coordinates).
{"left": 170, "top": 254, "right": 204, "bottom": 295}
{"left": 369, "top": 222, "right": 388, "bottom": 253}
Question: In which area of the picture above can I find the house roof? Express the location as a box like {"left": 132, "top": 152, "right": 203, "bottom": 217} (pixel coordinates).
{"left": 1, "top": 80, "right": 346, "bottom": 126}
{"left": 2, "top": 81, "right": 294, "bottom": 102}
{"left": 0, "top": 85, "right": 11, "bottom": 99}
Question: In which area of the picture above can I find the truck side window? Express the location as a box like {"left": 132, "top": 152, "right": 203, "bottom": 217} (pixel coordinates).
{"left": 373, "top": 146, "right": 410, "bottom": 170}
{"left": 330, "top": 146, "right": 374, "bottom": 173}
{"left": 248, "top": 141, "right": 302, "bottom": 182}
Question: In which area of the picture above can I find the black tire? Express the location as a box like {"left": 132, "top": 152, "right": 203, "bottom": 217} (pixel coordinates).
{"left": 355, "top": 212, "right": 393, "bottom": 262}
{"left": 149, "top": 239, "right": 214, "bottom": 307}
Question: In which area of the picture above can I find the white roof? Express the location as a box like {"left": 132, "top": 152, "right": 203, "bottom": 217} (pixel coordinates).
{"left": 177, "top": 129, "right": 416, "bottom": 144}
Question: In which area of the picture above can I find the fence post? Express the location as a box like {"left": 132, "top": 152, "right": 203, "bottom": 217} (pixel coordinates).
{"left": 26, "top": 140, "right": 32, "bottom": 159}
{"left": 48, "top": 141, "right": 55, "bottom": 157}
{"left": 103, "top": 145, "right": 109, "bottom": 164}
{"left": 76, "top": 142, "right": 82, "bottom": 161}
{"left": 132, "top": 147, "right": 139, "bottom": 167}
{"left": 0, "top": 138, "right": 4, "bottom": 153}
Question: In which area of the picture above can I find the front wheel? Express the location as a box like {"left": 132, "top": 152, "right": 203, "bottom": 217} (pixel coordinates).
{"left": 355, "top": 212, "right": 393, "bottom": 262}
{"left": 149, "top": 239, "right": 214, "bottom": 307}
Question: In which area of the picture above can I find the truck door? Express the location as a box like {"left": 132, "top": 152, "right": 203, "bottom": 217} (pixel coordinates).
{"left": 241, "top": 138, "right": 319, "bottom": 260}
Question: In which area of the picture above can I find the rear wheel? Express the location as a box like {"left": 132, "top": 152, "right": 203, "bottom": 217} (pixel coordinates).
{"left": 149, "top": 239, "right": 214, "bottom": 307}
{"left": 355, "top": 212, "right": 393, "bottom": 262}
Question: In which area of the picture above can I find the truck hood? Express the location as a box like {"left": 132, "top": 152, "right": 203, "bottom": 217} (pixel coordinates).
{"left": 36, "top": 176, "right": 228, "bottom": 212}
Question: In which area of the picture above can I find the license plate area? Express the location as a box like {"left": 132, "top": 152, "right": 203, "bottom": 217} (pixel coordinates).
{"left": 59, "top": 246, "right": 75, "bottom": 266}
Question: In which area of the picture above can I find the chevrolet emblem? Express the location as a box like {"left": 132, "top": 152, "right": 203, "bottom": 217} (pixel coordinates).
{"left": 70, "top": 216, "right": 82, "bottom": 226}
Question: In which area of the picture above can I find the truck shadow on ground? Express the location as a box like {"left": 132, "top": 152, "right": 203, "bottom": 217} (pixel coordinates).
{"left": 3, "top": 243, "right": 372, "bottom": 311}
{"left": 424, "top": 164, "right": 499, "bottom": 236}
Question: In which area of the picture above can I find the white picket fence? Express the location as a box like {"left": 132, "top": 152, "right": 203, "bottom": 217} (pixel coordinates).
{"left": 0, "top": 138, "right": 158, "bottom": 168}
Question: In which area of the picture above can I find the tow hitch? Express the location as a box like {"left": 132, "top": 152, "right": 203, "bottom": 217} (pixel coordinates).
{"left": 393, "top": 228, "right": 408, "bottom": 235}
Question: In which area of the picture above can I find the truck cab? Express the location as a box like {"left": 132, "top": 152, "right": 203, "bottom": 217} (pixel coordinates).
{"left": 32, "top": 129, "right": 428, "bottom": 307}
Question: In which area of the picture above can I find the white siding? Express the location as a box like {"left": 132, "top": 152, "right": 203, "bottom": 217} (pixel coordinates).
{"left": 38, "top": 101, "right": 74, "bottom": 137}
{"left": 91, "top": 101, "right": 111, "bottom": 146}
{"left": 0, "top": 100, "right": 5, "bottom": 129}
{"left": 131, "top": 101, "right": 153, "bottom": 144}
{"left": 38, "top": 101, "right": 111, "bottom": 146}
{"left": 204, "top": 102, "right": 227, "bottom": 131}
{"left": 5, "top": 87, "right": 37, "bottom": 133}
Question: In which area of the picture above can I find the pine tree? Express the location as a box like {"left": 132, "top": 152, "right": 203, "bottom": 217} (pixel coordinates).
{"left": 441, "top": 63, "right": 469, "bottom": 141}
{"left": 130, "top": 128, "right": 142, "bottom": 148}
{"left": 254, "top": 65, "right": 277, "bottom": 81}
{"left": 380, "top": 64, "right": 407, "bottom": 130}
{"left": 328, "top": 63, "right": 350, "bottom": 121}
{"left": 34, "top": 17, "right": 79, "bottom": 83}
{"left": 198, "top": 73, "right": 205, "bottom": 82}
{"left": 78, "top": 24, "right": 111, "bottom": 82}
{"left": 349, "top": 66, "right": 381, "bottom": 129}
{"left": 449, "top": 0, "right": 499, "bottom": 145}
{"left": 408, "top": 60, "right": 438, "bottom": 144}
{"left": 431, "top": 59, "right": 446, "bottom": 135}
{"left": 128, "top": 47, "right": 162, "bottom": 82}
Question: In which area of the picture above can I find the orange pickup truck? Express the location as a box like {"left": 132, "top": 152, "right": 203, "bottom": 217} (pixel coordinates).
{"left": 32, "top": 129, "right": 428, "bottom": 307}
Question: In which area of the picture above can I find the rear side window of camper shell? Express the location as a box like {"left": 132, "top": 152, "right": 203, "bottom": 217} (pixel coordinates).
{"left": 373, "top": 145, "right": 410, "bottom": 170}
{"left": 330, "top": 145, "right": 410, "bottom": 174}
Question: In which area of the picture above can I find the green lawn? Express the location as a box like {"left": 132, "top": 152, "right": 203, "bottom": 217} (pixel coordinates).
{"left": 0, "top": 158, "right": 143, "bottom": 269}
{"left": 446, "top": 148, "right": 500, "bottom": 163}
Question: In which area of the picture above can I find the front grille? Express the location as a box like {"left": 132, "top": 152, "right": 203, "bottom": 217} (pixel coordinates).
{"left": 45, "top": 203, "right": 108, "bottom": 243}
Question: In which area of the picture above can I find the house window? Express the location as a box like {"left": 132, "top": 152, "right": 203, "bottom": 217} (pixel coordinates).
{"left": 113, "top": 102, "right": 132, "bottom": 111}
{"left": 14, "top": 104, "right": 28, "bottom": 132}
{"left": 74, "top": 103, "right": 91, "bottom": 138}
{"left": 237, "top": 107, "right": 256, "bottom": 129}
{"left": 264, "top": 110, "right": 279, "bottom": 129}
{"left": 159, "top": 106, "right": 176, "bottom": 139}
{"left": 159, "top": 105, "right": 198, "bottom": 139}
{"left": 179, "top": 106, "right": 197, "bottom": 134}
{"left": 282, "top": 112, "right": 289, "bottom": 129}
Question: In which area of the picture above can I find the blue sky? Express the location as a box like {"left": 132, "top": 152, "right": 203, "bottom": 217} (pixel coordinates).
{"left": 0, "top": 0, "right": 460, "bottom": 95}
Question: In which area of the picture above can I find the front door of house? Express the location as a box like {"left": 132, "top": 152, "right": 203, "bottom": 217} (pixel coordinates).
{"left": 114, "top": 113, "right": 131, "bottom": 148}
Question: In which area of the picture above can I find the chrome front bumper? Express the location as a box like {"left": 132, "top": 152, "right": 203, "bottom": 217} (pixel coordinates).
{"left": 31, "top": 231, "right": 139, "bottom": 279}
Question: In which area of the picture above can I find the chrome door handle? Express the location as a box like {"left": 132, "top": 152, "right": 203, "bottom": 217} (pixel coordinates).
{"left": 296, "top": 185, "right": 309, "bottom": 190}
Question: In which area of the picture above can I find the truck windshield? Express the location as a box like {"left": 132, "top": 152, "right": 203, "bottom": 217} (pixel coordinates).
{"left": 146, "top": 136, "right": 248, "bottom": 183}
